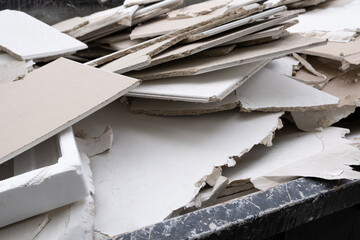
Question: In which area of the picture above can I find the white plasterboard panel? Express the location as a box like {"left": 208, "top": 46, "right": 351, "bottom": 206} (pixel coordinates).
{"left": 0, "top": 58, "right": 139, "bottom": 164}
{"left": 127, "top": 60, "right": 268, "bottom": 103}
{"left": 130, "top": 66, "right": 339, "bottom": 114}
{"left": 73, "top": 101, "right": 283, "bottom": 236}
{"left": 289, "top": 0, "right": 360, "bottom": 33}
{"left": 223, "top": 125, "right": 353, "bottom": 186}
{"left": 236, "top": 68, "right": 339, "bottom": 111}
{"left": 135, "top": 35, "right": 326, "bottom": 80}
{"left": 0, "top": 127, "right": 89, "bottom": 228}
{"left": 52, "top": 17, "right": 89, "bottom": 33}
{"left": 264, "top": 56, "right": 299, "bottom": 76}
{"left": 0, "top": 10, "right": 87, "bottom": 60}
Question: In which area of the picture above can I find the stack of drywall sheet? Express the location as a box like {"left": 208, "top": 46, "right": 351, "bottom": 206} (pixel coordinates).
{"left": 2, "top": 0, "right": 360, "bottom": 239}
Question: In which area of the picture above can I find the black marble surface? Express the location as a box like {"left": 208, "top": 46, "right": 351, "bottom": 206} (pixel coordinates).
{"left": 111, "top": 178, "right": 360, "bottom": 240}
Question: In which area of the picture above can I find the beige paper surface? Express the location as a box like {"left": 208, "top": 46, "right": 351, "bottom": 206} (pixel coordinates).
{"left": 0, "top": 58, "right": 139, "bottom": 164}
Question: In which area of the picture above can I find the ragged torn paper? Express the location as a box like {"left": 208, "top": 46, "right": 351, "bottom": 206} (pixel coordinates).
{"left": 74, "top": 101, "right": 283, "bottom": 236}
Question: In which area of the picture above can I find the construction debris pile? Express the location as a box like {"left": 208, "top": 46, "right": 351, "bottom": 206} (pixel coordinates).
{"left": 0, "top": 0, "right": 360, "bottom": 239}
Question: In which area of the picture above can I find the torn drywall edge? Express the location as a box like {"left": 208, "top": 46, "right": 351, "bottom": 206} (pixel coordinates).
{"left": 291, "top": 105, "right": 357, "bottom": 132}
{"left": 252, "top": 141, "right": 360, "bottom": 190}
{"left": 77, "top": 101, "right": 284, "bottom": 236}
{"left": 0, "top": 127, "right": 89, "bottom": 228}
{"left": 0, "top": 53, "right": 26, "bottom": 84}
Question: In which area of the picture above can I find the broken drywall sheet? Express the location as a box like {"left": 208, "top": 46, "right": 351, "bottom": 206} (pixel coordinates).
{"left": 68, "top": 5, "right": 139, "bottom": 40}
{"left": 321, "top": 70, "right": 360, "bottom": 107}
{"left": 223, "top": 125, "right": 355, "bottom": 190}
{"left": 291, "top": 105, "right": 356, "bottom": 132}
{"left": 220, "top": 19, "right": 298, "bottom": 46}
{"left": 0, "top": 127, "right": 89, "bottom": 228}
{"left": 230, "top": 68, "right": 339, "bottom": 111}
{"left": 148, "top": 11, "right": 299, "bottom": 68}
{"left": 292, "top": 56, "right": 341, "bottom": 88}
{"left": 252, "top": 141, "right": 360, "bottom": 190}
{"left": 184, "top": 5, "right": 286, "bottom": 43}
{"left": 195, "top": 44, "right": 236, "bottom": 58}
{"left": 0, "top": 153, "right": 95, "bottom": 240}
{"left": 301, "top": 36, "right": 360, "bottom": 70}
{"left": 0, "top": 58, "right": 139, "bottom": 164}
{"left": 292, "top": 53, "right": 326, "bottom": 80}
{"left": 298, "top": 30, "right": 357, "bottom": 43}
{"left": 288, "top": 0, "right": 326, "bottom": 8}
{"left": 289, "top": 0, "right": 360, "bottom": 35}
{"left": 75, "top": 126, "right": 114, "bottom": 157}
{"left": 109, "top": 38, "right": 144, "bottom": 51}
{"left": 52, "top": 17, "right": 89, "bottom": 33}
{"left": 73, "top": 101, "right": 283, "bottom": 236}
{"left": 129, "top": 67, "right": 339, "bottom": 115}
{"left": 127, "top": 60, "right": 269, "bottom": 103}
{"left": 0, "top": 10, "right": 87, "bottom": 61}
{"left": 132, "top": 34, "right": 325, "bottom": 80}
{"left": 130, "top": 2, "right": 228, "bottom": 39}
{"left": 0, "top": 53, "right": 26, "bottom": 84}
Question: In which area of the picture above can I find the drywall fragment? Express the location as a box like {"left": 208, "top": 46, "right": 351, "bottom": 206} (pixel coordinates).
{"left": 124, "top": 0, "right": 162, "bottom": 7}
{"left": 87, "top": 2, "right": 265, "bottom": 67}
{"left": 236, "top": 69, "right": 339, "bottom": 111}
{"left": 301, "top": 36, "right": 360, "bottom": 70}
{"left": 221, "top": 19, "right": 298, "bottom": 46}
{"left": 289, "top": 0, "right": 360, "bottom": 34}
{"left": 298, "top": 30, "right": 357, "bottom": 43}
{"left": 292, "top": 56, "right": 341, "bottom": 88}
{"left": 133, "top": 34, "right": 325, "bottom": 80}
{"left": 0, "top": 10, "right": 87, "bottom": 61}
{"left": 148, "top": 10, "right": 298, "bottom": 68}
{"left": 127, "top": 60, "right": 269, "bottom": 103}
{"left": 52, "top": 17, "right": 89, "bottom": 33}
{"left": 184, "top": 5, "right": 285, "bottom": 43}
{"left": 322, "top": 70, "right": 360, "bottom": 107}
{"left": 253, "top": 141, "right": 360, "bottom": 190}
{"left": 76, "top": 126, "right": 114, "bottom": 157}
{"left": 74, "top": 101, "right": 283, "bottom": 236}
{"left": 223, "top": 125, "right": 353, "bottom": 189}
{"left": 0, "top": 152, "right": 95, "bottom": 240}
{"left": 0, "top": 58, "right": 139, "bottom": 164}
{"left": 100, "top": 36, "right": 177, "bottom": 73}
{"left": 291, "top": 106, "right": 356, "bottom": 132}
{"left": 0, "top": 127, "right": 89, "bottom": 228}
{"left": 68, "top": 5, "right": 139, "bottom": 39}
{"left": 167, "top": 0, "right": 231, "bottom": 19}
{"left": 130, "top": 3, "right": 228, "bottom": 39}
{"left": 0, "top": 53, "right": 26, "bottom": 84}
{"left": 130, "top": 67, "right": 339, "bottom": 115}
{"left": 292, "top": 53, "right": 326, "bottom": 79}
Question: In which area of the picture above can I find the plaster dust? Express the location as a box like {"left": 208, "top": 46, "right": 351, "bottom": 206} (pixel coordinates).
{"left": 73, "top": 101, "right": 283, "bottom": 236}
